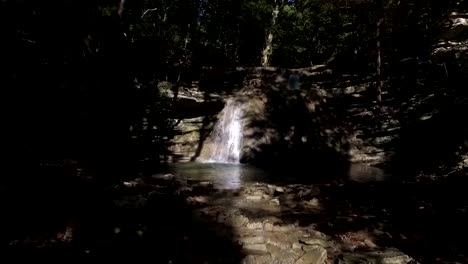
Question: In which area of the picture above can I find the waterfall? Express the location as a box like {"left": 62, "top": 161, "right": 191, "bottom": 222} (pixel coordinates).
{"left": 207, "top": 98, "right": 244, "bottom": 164}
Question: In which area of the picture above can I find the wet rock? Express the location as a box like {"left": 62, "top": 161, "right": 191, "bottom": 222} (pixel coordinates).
{"left": 243, "top": 184, "right": 272, "bottom": 198}
{"left": 293, "top": 242, "right": 302, "bottom": 249}
{"left": 290, "top": 247, "right": 305, "bottom": 258}
{"left": 243, "top": 243, "right": 268, "bottom": 254}
{"left": 122, "top": 181, "right": 138, "bottom": 187}
{"left": 246, "top": 221, "right": 264, "bottom": 230}
{"left": 254, "top": 190, "right": 266, "bottom": 196}
{"left": 364, "top": 239, "right": 378, "bottom": 248}
{"left": 340, "top": 249, "right": 411, "bottom": 264}
{"left": 152, "top": 173, "right": 175, "bottom": 181}
{"left": 267, "top": 184, "right": 277, "bottom": 191}
{"left": 266, "top": 244, "right": 298, "bottom": 264}
{"left": 243, "top": 254, "right": 272, "bottom": 264}
{"left": 273, "top": 254, "right": 297, "bottom": 264}
{"left": 197, "top": 181, "right": 213, "bottom": 187}
{"left": 230, "top": 214, "right": 249, "bottom": 227}
{"left": 275, "top": 186, "right": 285, "bottom": 193}
{"left": 217, "top": 213, "right": 228, "bottom": 224}
{"left": 176, "top": 186, "right": 193, "bottom": 195}
{"left": 266, "top": 233, "right": 294, "bottom": 249}
{"left": 295, "top": 246, "right": 327, "bottom": 264}
{"left": 186, "top": 196, "right": 208, "bottom": 205}
{"left": 264, "top": 222, "right": 274, "bottom": 231}
{"left": 267, "top": 240, "right": 292, "bottom": 250}
{"left": 292, "top": 185, "right": 320, "bottom": 198}
{"left": 150, "top": 173, "right": 186, "bottom": 186}
{"left": 306, "top": 230, "right": 327, "bottom": 239}
{"left": 270, "top": 198, "right": 280, "bottom": 205}
{"left": 284, "top": 193, "right": 296, "bottom": 201}
{"left": 273, "top": 224, "right": 296, "bottom": 232}
{"left": 197, "top": 206, "right": 224, "bottom": 221}
{"left": 266, "top": 244, "right": 282, "bottom": 256}
{"left": 304, "top": 198, "right": 320, "bottom": 208}
{"left": 246, "top": 195, "right": 263, "bottom": 201}
{"left": 240, "top": 236, "right": 265, "bottom": 244}
{"left": 300, "top": 238, "right": 329, "bottom": 248}
{"left": 298, "top": 189, "right": 313, "bottom": 198}
{"left": 192, "top": 181, "right": 214, "bottom": 194}
{"left": 114, "top": 195, "right": 147, "bottom": 208}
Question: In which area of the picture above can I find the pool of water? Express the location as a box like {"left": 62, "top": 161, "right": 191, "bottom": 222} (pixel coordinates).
{"left": 167, "top": 162, "right": 269, "bottom": 189}
{"left": 166, "top": 162, "right": 391, "bottom": 189}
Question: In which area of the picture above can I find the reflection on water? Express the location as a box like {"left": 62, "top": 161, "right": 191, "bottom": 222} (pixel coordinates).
{"left": 348, "top": 163, "right": 390, "bottom": 183}
{"left": 167, "top": 162, "right": 268, "bottom": 189}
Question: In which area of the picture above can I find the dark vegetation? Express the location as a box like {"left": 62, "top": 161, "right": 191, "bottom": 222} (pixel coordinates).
{"left": 1, "top": 0, "right": 468, "bottom": 262}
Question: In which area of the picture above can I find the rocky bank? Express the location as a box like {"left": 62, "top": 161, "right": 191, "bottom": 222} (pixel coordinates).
{"left": 118, "top": 173, "right": 413, "bottom": 264}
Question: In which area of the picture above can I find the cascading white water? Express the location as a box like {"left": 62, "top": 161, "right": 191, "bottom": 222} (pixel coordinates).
{"left": 208, "top": 98, "right": 243, "bottom": 163}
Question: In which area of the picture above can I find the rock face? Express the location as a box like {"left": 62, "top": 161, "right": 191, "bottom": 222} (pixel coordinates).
{"left": 165, "top": 67, "right": 402, "bottom": 167}
{"left": 167, "top": 117, "right": 206, "bottom": 162}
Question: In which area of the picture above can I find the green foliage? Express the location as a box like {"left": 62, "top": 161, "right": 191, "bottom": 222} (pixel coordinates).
{"left": 130, "top": 80, "right": 176, "bottom": 162}
{"left": 4, "top": 0, "right": 467, "bottom": 169}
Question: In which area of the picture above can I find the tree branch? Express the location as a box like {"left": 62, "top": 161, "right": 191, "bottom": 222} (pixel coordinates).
{"left": 141, "top": 8, "right": 158, "bottom": 19}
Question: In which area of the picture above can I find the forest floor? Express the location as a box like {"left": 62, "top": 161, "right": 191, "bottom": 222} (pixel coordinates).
{"left": 1, "top": 166, "right": 468, "bottom": 263}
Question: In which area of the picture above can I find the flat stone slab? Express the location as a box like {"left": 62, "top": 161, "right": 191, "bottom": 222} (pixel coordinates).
{"left": 243, "top": 243, "right": 268, "bottom": 254}
{"left": 295, "top": 246, "right": 327, "bottom": 264}
{"left": 339, "top": 249, "right": 411, "bottom": 264}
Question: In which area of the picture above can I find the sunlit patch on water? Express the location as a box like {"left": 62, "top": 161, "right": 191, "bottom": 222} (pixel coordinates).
{"left": 347, "top": 163, "right": 391, "bottom": 183}
{"left": 167, "top": 162, "right": 391, "bottom": 190}
{"left": 167, "top": 162, "right": 268, "bottom": 189}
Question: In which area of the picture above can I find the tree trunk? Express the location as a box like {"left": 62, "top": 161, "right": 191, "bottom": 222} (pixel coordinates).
{"left": 376, "top": 17, "right": 383, "bottom": 103}
{"left": 261, "top": 0, "right": 281, "bottom": 67}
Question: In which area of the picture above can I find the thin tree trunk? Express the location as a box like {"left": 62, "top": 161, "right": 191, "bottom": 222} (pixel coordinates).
{"left": 118, "top": 0, "right": 126, "bottom": 18}
{"left": 174, "top": 24, "right": 191, "bottom": 104}
{"left": 376, "top": 17, "right": 383, "bottom": 103}
{"left": 261, "top": 0, "right": 281, "bottom": 67}
{"left": 235, "top": 23, "right": 240, "bottom": 64}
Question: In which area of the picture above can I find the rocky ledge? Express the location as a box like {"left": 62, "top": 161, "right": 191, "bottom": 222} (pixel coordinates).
{"left": 117, "top": 174, "right": 414, "bottom": 264}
